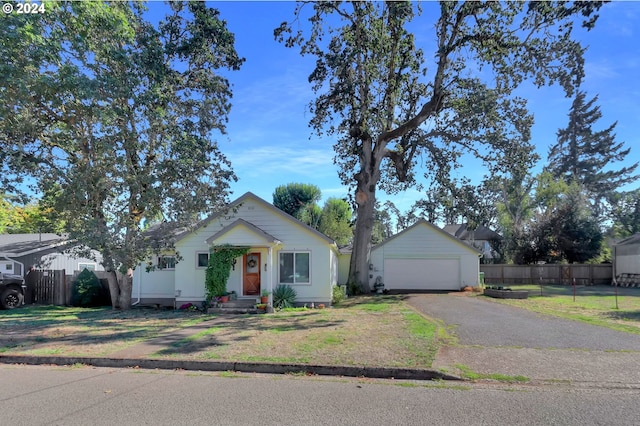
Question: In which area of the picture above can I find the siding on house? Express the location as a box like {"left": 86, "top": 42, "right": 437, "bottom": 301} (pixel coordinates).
{"left": 37, "top": 249, "right": 105, "bottom": 273}
{"left": 0, "top": 238, "right": 104, "bottom": 276}
{"left": 337, "top": 253, "right": 350, "bottom": 285}
{"left": 132, "top": 265, "right": 176, "bottom": 305}
{"left": 369, "top": 220, "right": 480, "bottom": 290}
{"left": 615, "top": 234, "right": 640, "bottom": 276}
{"left": 135, "top": 193, "right": 338, "bottom": 306}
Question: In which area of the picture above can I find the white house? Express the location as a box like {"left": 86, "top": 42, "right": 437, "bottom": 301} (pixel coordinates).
{"left": 369, "top": 220, "right": 482, "bottom": 291}
{"left": 132, "top": 192, "right": 340, "bottom": 307}
{"left": 442, "top": 223, "right": 503, "bottom": 261}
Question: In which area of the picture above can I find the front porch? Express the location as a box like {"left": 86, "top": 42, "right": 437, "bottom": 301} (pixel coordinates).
{"left": 207, "top": 298, "right": 270, "bottom": 315}
{"left": 205, "top": 219, "right": 283, "bottom": 305}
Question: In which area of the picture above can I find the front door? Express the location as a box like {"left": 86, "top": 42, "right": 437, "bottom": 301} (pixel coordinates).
{"left": 243, "top": 253, "right": 261, "bottom": 296}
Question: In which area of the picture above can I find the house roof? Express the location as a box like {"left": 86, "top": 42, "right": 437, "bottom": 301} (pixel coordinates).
{"left": 615, "top": 233, "right": 640, "bottom": 247}
{"left": 373, "top": 219, "right": 482, "bottom": 254}
{"left": 205, "top": 218, "right": 282, "bottom": 245}
{"left": 176, "top": 192, "right": 337, "bottom": 247}
{"left": 0, "top": 233, "right": 69, "bottom": 257}
{"left": 442, "top": 223, "right": 502, "bottom": 241}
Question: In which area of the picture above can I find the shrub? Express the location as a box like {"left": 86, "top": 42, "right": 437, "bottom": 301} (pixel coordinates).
{"left": 332, "top": 285, "right": 346, "bottom": 305}
{"left": 71, "top": 269, "right": 103, "bottom": 307}
{"left": 347, "top": 280, "right": 363, "bottom": 296}
{"left": 205, "top": 245, "right": 249, "bottom": 300}
{"left": 272, "top": 284, "right": 297, "bottom": 309}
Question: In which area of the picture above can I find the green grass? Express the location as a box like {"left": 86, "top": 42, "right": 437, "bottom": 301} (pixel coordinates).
{"left": 1, "top": 297, "right": 445, "bottom": 369}
{"left": 454, "top": 364, "right": 529, "bottom": 383}
{"left": 484, "top": 284, "right": 640, "bottom": 335}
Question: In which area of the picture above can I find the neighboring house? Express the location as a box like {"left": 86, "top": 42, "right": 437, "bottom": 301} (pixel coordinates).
{"left": 132, "top": 192, "right": 340, "bottom": 307}
{"left": 442, "top": 223, "right": 502, "bottom": 260}
{"left": 614, "top": 233, "right": 640, "bottom": 283}
{"left": 0, "top": 233, "right": 104, "bottom": 277}
{"left": 369, "top": 220, "right": 481, "bottom": 291}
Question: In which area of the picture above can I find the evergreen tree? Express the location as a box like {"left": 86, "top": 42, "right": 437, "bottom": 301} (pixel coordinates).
{"left": 548, "top": 91, "right": 638, "bottom": 216}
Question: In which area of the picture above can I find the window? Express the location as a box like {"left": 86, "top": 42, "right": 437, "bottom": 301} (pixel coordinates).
{"left": 279, "top": 252, "right": 310, "bottom": 284}
{"left": 196, "top": 252, "right": 209, "bottom": 268}
{"left": 78, "top": 263, "right": 96, "bottom": 271}
{"left": 158, "top": 256, "right": 176, "bottom": 270}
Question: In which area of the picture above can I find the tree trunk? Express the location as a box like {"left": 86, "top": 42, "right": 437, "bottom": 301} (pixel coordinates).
{"left": 106, "top": 269, "right": 133, "bottom": 310}
{"left": 117, "top": 270, "right": 133, "bottom": 310}
{"left": 348, "top": 179, "right": 377, "bottom": 294}
{"left": 106, "top": 270, "right": 120, "bottom": 310}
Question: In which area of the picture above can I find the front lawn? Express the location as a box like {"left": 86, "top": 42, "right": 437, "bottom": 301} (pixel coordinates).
{"left": 484, "top": 284, "right": 640, "bottom": 334}
{"left": 0, "top": 296, "right": 443, "bottom": 368}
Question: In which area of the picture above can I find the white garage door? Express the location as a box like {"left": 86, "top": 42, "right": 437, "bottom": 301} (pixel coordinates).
{"left": 383, "top": 258, "right": 460, "bottom": 290}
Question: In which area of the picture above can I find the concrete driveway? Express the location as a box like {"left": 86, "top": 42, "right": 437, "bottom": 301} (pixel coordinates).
{"left": 406, "top": 294, "right": 640, "bottom": 384}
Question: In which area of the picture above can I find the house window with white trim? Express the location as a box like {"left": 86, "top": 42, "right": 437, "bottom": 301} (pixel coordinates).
{"left": 158, "top": 256, "right": 176, "bottom": 270}
{"left": 78, "top": 263, "right": 96, "bottom": 271}
{"left": 196, "top": 252, "right": 209, "bottom": 268}
{"left": 279, "top": 252, "right": 310, "bottom": 284}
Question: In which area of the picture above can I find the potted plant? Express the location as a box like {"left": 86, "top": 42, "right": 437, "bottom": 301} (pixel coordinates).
{"left": 260, "top": 289, "right": 270, "bottom": 304}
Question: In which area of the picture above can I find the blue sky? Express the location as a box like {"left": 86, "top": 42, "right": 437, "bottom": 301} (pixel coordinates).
{"left": 149, "top": 1, "right": 640, "bottom": 212}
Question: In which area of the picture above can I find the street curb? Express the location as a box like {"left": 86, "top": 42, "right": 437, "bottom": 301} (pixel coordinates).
{"left": 0, "top": 355, "right": 461, "bottom": 381}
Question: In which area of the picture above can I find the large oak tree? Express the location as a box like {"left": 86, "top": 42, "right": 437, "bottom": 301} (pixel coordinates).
{"left": 0, "top": 1, "right": 243, "bottom": 308}
{"left": 277, "top": 1, "right": 602, "bottom": 291}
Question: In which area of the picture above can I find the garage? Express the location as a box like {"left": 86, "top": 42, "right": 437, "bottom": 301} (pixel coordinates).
{"left": 383, "top": 258, "right": 460, "bottom": 291}
{"left": 369, "top": 220, "right": 480, "bottom": 291}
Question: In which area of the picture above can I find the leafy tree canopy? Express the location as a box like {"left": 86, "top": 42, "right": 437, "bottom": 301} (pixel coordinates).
{"left": 0, "top": 1, "right": 243, "bottom": 309}
{"left": 272, "top": 183, "right": 322, "bottom": 221}
{"left": 515, "top": 176, "right": 603, "bottom": 264}
{"left": 609, "top": 189, "right": 640, "bottom": 239}
{"left": 276, "top": 1, "right": 603, "bottom": 291}
{"left": 318, "top": 197, "right": 352, "bottom": 245}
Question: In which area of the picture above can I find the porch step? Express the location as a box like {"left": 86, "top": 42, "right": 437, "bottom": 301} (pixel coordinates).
{"left": 207, "top": 298, "right": 268, "bottom": 315}
{"left": 207, "top": 307, "right": 266, "bottom": 315}
{"left": 219, "top": 299, "right": 260, "bottom": 308}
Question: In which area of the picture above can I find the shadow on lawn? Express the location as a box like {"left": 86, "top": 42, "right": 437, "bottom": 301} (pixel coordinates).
{"left": 604, "top": 310, "right": 640, "bottom": 322}
{"left": 154, "top": 313, "right": 348, "bottom": 356}
{"left": 0, "top": 305, "right": 206, "bottom": 353}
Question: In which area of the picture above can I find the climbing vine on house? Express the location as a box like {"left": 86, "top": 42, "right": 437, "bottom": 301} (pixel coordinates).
{"left": 205, "top": 245, "right": 250, "bottom": 300}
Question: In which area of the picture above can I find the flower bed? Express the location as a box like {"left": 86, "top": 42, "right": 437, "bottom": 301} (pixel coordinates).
{"left": 484, "top": 287, "right": 529, "bottom": 299}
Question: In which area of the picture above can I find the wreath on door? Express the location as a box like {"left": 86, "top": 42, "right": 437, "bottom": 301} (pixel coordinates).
{"left": 247, "top": 258, "right": 257, "bottom": 268}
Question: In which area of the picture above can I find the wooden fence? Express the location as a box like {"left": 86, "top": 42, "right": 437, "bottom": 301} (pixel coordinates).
{"left": 25, "top": 270, "right": 67, "bottom": 305}
{"left": 24, "top": 269, "right": 111, "bottom": 306}
{"left": 480, "top": 264, "right": 613, "bottom": 286}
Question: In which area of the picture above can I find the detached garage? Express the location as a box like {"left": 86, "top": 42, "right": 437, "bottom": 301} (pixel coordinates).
{"left": 369, "top": 220, "right": 481, "bottom": 291}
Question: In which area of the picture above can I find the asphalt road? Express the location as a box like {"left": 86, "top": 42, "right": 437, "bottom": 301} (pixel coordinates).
{"left": 2, "top": 364, "right": 640, "bottom": 426}
{"left": 406, "top": 293, "right": 640, "bottom": 350}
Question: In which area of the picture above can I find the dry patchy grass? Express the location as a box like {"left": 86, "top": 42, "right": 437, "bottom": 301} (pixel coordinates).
{"left": 155, "top": 296, "right": 440, "bottom": 367}
{"left": 0, "top": 306, "right": 208, "bottom": 357}
{"left": 484, "top": 285, "right": 640, "bottom": 334}
{"left": 0, "top": 296, "right": 442, "bottom": 368}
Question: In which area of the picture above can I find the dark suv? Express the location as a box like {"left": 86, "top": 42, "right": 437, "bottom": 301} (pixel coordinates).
{"left": 0, "top": 273, "right": 26, "bottom": 310}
